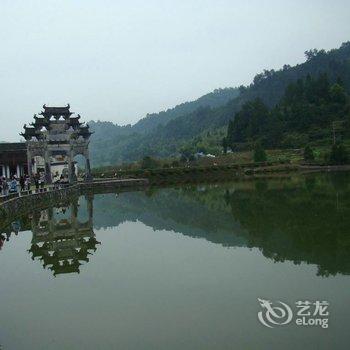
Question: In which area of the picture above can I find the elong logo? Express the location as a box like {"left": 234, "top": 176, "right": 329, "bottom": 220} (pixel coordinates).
{"left": 257, "top": 298, "right": 329, "bottom": 329}
{"left": 257, "top": 298, "right": 293, "bottom": 328}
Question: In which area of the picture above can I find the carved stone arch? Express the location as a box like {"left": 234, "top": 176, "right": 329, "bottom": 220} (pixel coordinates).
{"left": 50, "top": 149, "right": 68, "bottom": 157}
{"left": 72, "top": 150, "right": 87, "bottom": 158}
{"left": 74, "top": 195, "right": 94, "bottom": 226}
{"left": 71, "top": 149, "right": 91, "bottom": 181}
{"left": 29, "top": 148, "right": 45, "bottom": 158}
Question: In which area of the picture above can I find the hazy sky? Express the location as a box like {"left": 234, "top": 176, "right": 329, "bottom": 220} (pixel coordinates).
{"left": 1, "top": 0, "right": 349, "bottom": 141}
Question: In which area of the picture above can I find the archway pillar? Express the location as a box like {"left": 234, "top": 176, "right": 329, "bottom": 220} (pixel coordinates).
{"left": 27, "top": 148, "right": 33, "bottom": 178}
{"left": 86, "top": 194, "right": 94, "bottom": 223}
{"left": 44, "top": 150, "right": 52, "bottom": 184}
{"left": 85, "top": 151, "right": 93, "bottom": 182}
{"left": 67, "top": 150, "right": 75, "bottom": 184}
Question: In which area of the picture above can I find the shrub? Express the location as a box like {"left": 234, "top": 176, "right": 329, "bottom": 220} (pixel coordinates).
{"left": 329, "top": 143, "right": 349, "bottom": 165}
{"left": 253, "top": 144, "right": 267, "bottom": 162}
{"left": 141, "top": 156, "right": 159, "bottom": 169}
{"left": 303, "top": 145, "right": 315, "bottom": 162}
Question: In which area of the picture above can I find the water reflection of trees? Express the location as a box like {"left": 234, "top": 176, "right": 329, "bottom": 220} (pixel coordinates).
{"left": 226, "top": 173, "right": 350, "bottom": 276}
{"left": 104, "top": 174, "right": 350, "bottom": 276}
{"left": 92, "top": 185, "right": 247, "bottom": 247}
{"left": 28, "top": 195, "right": 100, "bottom": 276}
{"left": 84, "top": 174, "right": 350, "bottom": 276}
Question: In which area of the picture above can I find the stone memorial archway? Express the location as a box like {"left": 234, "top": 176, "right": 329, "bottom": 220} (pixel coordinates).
{"left": 21, "top": 105, "right": 93, "bottom": 183}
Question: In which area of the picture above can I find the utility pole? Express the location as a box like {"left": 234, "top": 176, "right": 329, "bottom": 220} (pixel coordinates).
{"left": 332, "top": 121, "right": 344, "bottom": 145}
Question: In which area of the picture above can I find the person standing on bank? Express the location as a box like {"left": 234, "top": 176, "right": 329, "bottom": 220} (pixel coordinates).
{"left": 25, "top": 175, "right": 31, "bottom": 191}
{"left": 9, "top": 177, "right": 18, "bottom": 193}
{"left": 39, "top": 173, "right": 45, "bottom": 191}
{"left": 2, "top": 177, "right": 9, "bottom": 196}
{"left": 34, "top": 174, "right": 39, "bottom": 191}
{"left": 19, "top": 176, "right": 25, "bottom": 192}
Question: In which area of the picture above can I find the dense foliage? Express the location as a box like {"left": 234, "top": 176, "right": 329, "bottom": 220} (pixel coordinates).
{"left": 329, "top": 142, "right": 349, "bottom": 164}
{"left": 303, "top": 145, "right": 315, "bottom": 161}
{"left": 227, "top": 73, "right": 350, "bottom": 150}
{"left": 253, "top": 143, "right": 267, "bottom": 162}
{"left": 227, "top": 173, "right": 350, "bottom": 276}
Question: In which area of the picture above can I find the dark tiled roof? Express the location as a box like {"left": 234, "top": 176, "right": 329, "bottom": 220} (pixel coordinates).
{"left": 0, "top": 142, "right": 27, "bottom": 152}
{"left": 40, "top": 104, "right": 72, "bottom": 116}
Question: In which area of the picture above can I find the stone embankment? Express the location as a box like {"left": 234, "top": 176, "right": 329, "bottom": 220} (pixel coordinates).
{"left": 0, "top": 178, "right": 149, "bottom": 220}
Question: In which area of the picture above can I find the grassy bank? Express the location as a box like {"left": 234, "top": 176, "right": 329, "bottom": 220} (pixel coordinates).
{"left": 90, "top": 143, "right": 350, "bottom": 185}
{"left": 91, "top": 159, "right": 299, "bottom": 185}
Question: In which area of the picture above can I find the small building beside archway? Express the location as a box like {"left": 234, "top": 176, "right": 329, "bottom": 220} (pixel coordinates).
{"left": 0, "top": 142, "right": 27, "bottom": 178}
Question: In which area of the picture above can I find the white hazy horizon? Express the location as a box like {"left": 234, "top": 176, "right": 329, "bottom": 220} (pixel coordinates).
{"left": 1, "top": 0, "right": 350, "bottom": 141}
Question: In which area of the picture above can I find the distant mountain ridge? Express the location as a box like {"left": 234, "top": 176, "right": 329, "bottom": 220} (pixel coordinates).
{"left": 89, "top": 41, "right": 350, "bottom": 166}
{"left": 132, "top": 88, "right": 240, "bottom": 134}
{"left": 89, "top": 87, "right": 240, "bottom": 165}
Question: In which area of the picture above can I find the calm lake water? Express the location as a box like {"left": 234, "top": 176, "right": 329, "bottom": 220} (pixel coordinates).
{"left": 0, "top": 172, "right": 350, "bottom": 349}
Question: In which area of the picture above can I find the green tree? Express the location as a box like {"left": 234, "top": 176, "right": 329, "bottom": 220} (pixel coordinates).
{"left": 188, "top": 154, "right": 195, "bottom": 162}
{"left": 329, "top": 143, "right": 349, "bottom": 165}
{"left": 141, "top": 156, "right": 159, "bottom": 169}
{"left": 180, "top": 154, "right": 188, "bottom": 163}
{"left": 253, "top": 144, "right": 267, "bottom": 162}
{"left": 304, "top": 145, "right": 315, "bottom": 162}
{"left": 222, "top": 137, "right": 228, "bottom": 154}
{"left": 226, "top": 120, "right": 234, "bottom": 149}
{"left": 233, "top": 99, "right": 269, "bottom": 143}
{"left": 330, "top": 83, "right": 347, "bottom": 104}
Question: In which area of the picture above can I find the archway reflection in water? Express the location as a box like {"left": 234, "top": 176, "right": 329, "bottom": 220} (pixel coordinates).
{"left": 0, "top": 172, "right": 350, "bottom": 349}
{"left": 28, "top": 195, "right": 100, "bottom": 276}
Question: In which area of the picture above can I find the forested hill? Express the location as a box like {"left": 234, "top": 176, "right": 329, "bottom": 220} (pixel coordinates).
{"left": 89, "top": 121, "right": 132, "bottom": 138}
{"left": 234, "top": 44, "right": 350, "bottom": 108}
{"left": 88, "top": 87, "right": 240, "bottom": 165}
{"left": 89, "top": 41, "right": 350, "bottom": 166}
{"left": 89, "top": 87, "right": 239, "bottom": 139}
{"left": 132, "top": 88, "right": 239, "bottom": 134}
{"left": 227, "top": 73, "right": 350, "bottom": 150}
